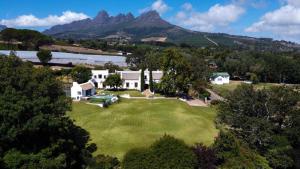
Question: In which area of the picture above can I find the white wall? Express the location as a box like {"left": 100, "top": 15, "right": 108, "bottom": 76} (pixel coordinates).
{"left": 71, "top": 82, "right": 83, "bottom": 100}
{"left": 123, "top": 80, "right": 140, "bottom": 90}
{"left": 211, "top": 76, "right": 230, "bottom": 85}
{"left": 91, "top": 70, "right": 110, "bottom": 88}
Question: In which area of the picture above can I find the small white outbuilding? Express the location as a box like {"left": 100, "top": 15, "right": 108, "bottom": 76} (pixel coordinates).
{"left": 210, "top": 72, "right": 230, "bottom": 85}
{"left": 71, "top": 81, "right": 96, "bottom": 100}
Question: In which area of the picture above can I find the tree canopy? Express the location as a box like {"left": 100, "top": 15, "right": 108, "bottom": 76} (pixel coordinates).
{"left": 0, "top": 55, "right": 94, "bottom": 168}
{"left": 218, "top": 84, "right": 300, "bottom": 168}
{"left": 122, "top": 135, "right": 196, "bottom": 169}
{"left": 37, "top": 49, "right": 52, "bottom": 65}
{"left": 71, "top": 66, "right": 92, "bottom": 84}
{"left": 104, "top": 74, "right": 123, "bottom": 89}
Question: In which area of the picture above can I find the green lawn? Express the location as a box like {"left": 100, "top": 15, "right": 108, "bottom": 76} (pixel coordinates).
{"left": 68, "top": 99, "right": 218, "bottom": 159}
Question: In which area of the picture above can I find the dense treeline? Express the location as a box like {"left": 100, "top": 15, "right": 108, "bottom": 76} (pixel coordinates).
{"left": 0, "top": 28, "right": 53, "bottom": 50}
{"left": 0, "top": 55, "right": 113, "bottom": 169}
{"left": 214, "top": 51, "right": 300, "bottom": 84}
{"left": 218, "top": 85, "right": 300, "bottom": 168}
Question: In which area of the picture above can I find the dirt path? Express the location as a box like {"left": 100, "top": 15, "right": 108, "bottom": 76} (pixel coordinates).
{"left": 206, "top": 89, "right": 225, "bottom": 101}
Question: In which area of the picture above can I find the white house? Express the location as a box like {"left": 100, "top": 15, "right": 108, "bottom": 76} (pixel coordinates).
{"left": 91, "top": 70, "right": 110, "bottom": 88}
{"left": 71, "top": 81, "right": 96, "bottom": 100}
{"left": 210, "top": 72, "right": 230, "bottom": 85}
{"left": 91, "top": 69, "right": 163, "bottom": 91}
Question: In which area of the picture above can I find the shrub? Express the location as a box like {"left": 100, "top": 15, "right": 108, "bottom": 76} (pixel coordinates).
{"left": 192, "top": 144, "right": 217, "bottom": 169}
{"left": 122, "top": 135, "right": 196, "bottom": 169}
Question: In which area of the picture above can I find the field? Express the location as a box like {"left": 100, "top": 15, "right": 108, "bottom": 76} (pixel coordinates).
{"left": 211, "top": 81, "right": 280, "bottom": 97}
{"left": 68, "top": 99, "right": 218, "bottom": 159}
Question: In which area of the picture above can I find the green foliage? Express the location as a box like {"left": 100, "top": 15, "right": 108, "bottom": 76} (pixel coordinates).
{"left": 149, "top": 69, "right": 154, "bottom": 92}
{"left": 140, "top": 69, "right": 145, "bottom": 91}
{"left": 104, "top": 74, "right": 123, "bottom": 89}
{"left": 89, "top": 154, "right": 120, "bottom": 169}
{"left": 160, "top": 48, "right": 191, "bottom": 95}
{"left": 126, "top": 47, "right": 150, "bottom": 70}
{"left": 218, "top": 85, "right": 300, "bottom": 168}
{"left": 213, "top": 132, "right": 271, "bottom": 169}
{"left": 122, "top": 135, "right": 196, "bottom": 169}
{"left": 1, "top": 28, "right": 53, "bottom": 50}
{"left": 71, "top": 66, "right": 92, "bottom": 83}
{"left": 37, "top": 49, "right": 52, "bottom": 65}
{"left": 94, "top": 62, "right": 123, "bottom": 73}
{"left": 0, "top": 56, "right": 94, "bottom": 168}
{"left": 215, "top": 51, "right": 300, "bottom": 84}
{"left": 250, "top": 73, "right": 259, "bottom": 84}
{"left": 192, "top": 144, "right": 217, "bottom": 169}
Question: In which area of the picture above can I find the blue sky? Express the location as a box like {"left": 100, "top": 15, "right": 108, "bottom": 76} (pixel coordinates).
{"left": 0, "top": 0, "right": 299, "bottom": 42}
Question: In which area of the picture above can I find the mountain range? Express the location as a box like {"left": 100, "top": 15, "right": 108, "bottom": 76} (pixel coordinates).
{"left": 43, "top": 10, "right": 299, "bottom": 50}
{"left": 0, "top": 25, "right": 7, "bottom": 31}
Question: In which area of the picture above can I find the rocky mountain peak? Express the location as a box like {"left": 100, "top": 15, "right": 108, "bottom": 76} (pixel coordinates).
{"left": 0, "top": 25, "right": 7, "bottom": 31}
{"left": 94, "top": 10, "right": 110, "bottom": 24}
{"left": 138, "top": 10, "right": 161, "bottom": 21}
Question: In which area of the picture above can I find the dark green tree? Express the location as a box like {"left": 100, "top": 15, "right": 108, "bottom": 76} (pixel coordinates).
{"left": 122, "top": 135, "right": 196, "bottom": 169}
{"left": 140, "top": 69, "right": 145, "bottom": 91}
{"left": 104, "top": 74, "right": 123, "bottom": 90}
{"left": 0, "top": 56, "right": 94, "bottom": 169}
{"left": 145, "top": 51, "right": 161, "bottom": 92}
{"left": 71, "top": 66, "right": 92, "bottom": 83}
{"left": 37, "top": 49, "right": 52, "bottom": 65}
{"left": 160, "top": 48, "right": 191, "bottom": 95}
{"left": 218, "top": 85, "right": 299, "bottom": 168}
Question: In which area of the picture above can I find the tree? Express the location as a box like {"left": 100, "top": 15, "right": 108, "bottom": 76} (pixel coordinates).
{"left": 149, "top": 69, "right": 153, "bottom": 92}
{"left": 122, "top": 135, "right": 196, "bottom": 169}
{"left": 140, "top": 69, "right": 145, "bottom": 91}
{"left": 160, "top": 49, "right": 191, "bottom": 95}
{"left": 104, "top": 74, "right": 123, "bottom": 89}
{"left": 213, "top": 131, "right": 271, "bottom": 169}
{"left": 71, "top": 66, "right": 92, "bottom": 83}
{"left": 0, "top": 56, "right": 94, "bottom": 169}
{"left": 102, "top": 62, "right": 123, "bottom": 73}
{"left": 145, "top": 51, "right": 161, "bottom": 92}
{"left": 192, "top": 144, "right": 217, "bottom": 169}
{"left": 126, "top": 47, "right": 150, "bottom": 70}
{"left": 37, "top": 49, "right": 52, "bottom": 65}
{"left": 218, "top": 85, "right": 299, "bottom": 168}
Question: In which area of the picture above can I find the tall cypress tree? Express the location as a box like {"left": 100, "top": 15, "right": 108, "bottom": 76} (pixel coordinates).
{"left": 149, "top": 69, "right": 153, "bottom": 92}
{"left": 140, "top": 68, "right": 145, "bottom": 92}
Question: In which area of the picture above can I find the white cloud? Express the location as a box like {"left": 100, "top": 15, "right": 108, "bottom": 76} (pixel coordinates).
{"left": 140, "top": 0, "right": 170, "bottom": 15}
{"left": 182, "top": 3, "right": 193, "bottom": 11}
{"left": 245, "top": 1, "right": 300, "bottom": 39}
{"left": 174, "top": 3, "right": 245, "bottom": 32}
{"left": 0, "top": 11, "right": 89, "bottom": 27}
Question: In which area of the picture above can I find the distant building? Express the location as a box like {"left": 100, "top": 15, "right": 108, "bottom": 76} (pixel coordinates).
{"left": 91, "top": 69, "right": 163, "bottom": 91}
{"left": 71, "top": 81, "right": 96, "bottom": 100}
{"left": 210, "top": 72, "right": 230, "bottom": 85}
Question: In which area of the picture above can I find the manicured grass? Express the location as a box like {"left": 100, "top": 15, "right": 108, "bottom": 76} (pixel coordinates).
{"left": 68, "top": 99, "right": 218, "bottom": 159}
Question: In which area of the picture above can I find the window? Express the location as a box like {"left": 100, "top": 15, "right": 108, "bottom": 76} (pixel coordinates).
{"left": 77, "top": 91, "right": 82, "bottom": 95}
{"left": 98, "top": 74, "right": 102, "bottom": 79}
{"left": 126, "top": 83, "right": 130, "bottom": 88}
{"left": 135, "top": 82, "right": 138, "bottom": 88}
{"left": 104, "top": 75, "right": 107, "bottom": 79}
{"left": 144, "top": 75, "right": 147, "bottom": 80}
{"left": 94, "top": 75, "right": 97, "bottom": 79}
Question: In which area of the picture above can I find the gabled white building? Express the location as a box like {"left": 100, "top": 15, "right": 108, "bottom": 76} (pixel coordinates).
{"left": 71, "top": 81, "right": 96, "bottom": 100}
{"left": 210, "top": 72, "right": 230, "bottom": 85}
{"left": 91, "top": 70, "right": 110, "bottom": 88}
{"left": 91, "top": 69, "right": 163, "bottom": 91}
